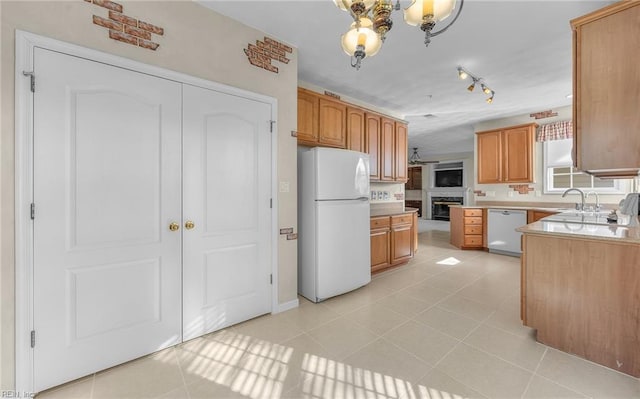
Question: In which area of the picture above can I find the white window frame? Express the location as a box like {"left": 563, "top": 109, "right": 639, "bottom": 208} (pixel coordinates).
{"left": 543, "top": 140, "right": 628, "bottom": 194}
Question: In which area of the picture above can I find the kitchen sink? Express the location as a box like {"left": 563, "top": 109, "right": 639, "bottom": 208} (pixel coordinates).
{"left": 542, "top": 210, "right": 622, "bottom": 226}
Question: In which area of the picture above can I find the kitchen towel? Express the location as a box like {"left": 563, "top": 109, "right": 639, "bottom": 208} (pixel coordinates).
{"left": 619, "top": 193, "right": 639, "bottom": 215}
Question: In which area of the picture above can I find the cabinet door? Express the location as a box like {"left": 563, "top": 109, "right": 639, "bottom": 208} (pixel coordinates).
{"left": 395, "top": 122, "right": 408, "bottom": 182}
{"left": 318, "top": 98, "right": 347, "bottom": 148}
{"left": 370, "top": 228, "right": 391, "bottom": 273}
{"left": 297, "top": 88, "right": 319, "bottom": 144}
{"left": 381, "top": 117, "right": 395, "bottom": 181}
{"left": 503, "top": 125, "right": 533, "bottom": 182}
{"left": 366, "top": 113, "right": 381, "bottom": 180}
{"left": 412, "top": 212, "right": 419, "bottom": 254}
{"left": 477, "top": 131, "right": 502, "bottom": 184}
{"left": 574, "top": 3, "right": 640, "bottom": 172}
{"left": 412, "top": 167, "right": 422, "bottom": 189}
{"left": 391, "top": 223, "right": 412, "bottom": 264}
{"left": 347, "top": 107, "right": 366, "bottom": 152}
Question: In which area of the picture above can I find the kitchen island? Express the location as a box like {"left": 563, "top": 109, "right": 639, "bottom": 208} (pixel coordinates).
{"left": 518, "top": 218, "right": 640, "bottom": 378}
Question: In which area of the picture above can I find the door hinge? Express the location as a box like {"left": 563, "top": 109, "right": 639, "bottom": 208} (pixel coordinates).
{"left": 270, "top": 198, "right": 273, "bottom": 209}
{"left": 30, "top": 330, "right": 35, "bottom": 348}
{"left": 269, "top": 120, "right": 275, "bottom": 133}
{"left": 30, "top": 203, "right": 35, "bottom": 220}
{"left": 270, "top": 274, "right": 273, "bottom": 285}
{"left": 23, "top": 71, "right": 35, "bottom": 92}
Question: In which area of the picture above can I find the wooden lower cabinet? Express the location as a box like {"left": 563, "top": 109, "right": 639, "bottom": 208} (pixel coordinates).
{"left": 450, "top": 207, "right": 484, "bottom": 249}
{"left": 370, "top": 212, "right": 417, "bottom": 273}
{"left": 527, "top": 210, "right": 558, "bottom": 223}
{"left": 370, "top": 216, "right": 391, "bottom": 273}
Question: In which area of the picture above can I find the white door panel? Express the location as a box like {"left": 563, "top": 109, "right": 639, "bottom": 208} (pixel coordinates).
{"left": 182, "top": 85, "right": 272, "bottom": 341}
{"left": 33, "top": 48, "right": 182, "bottom": 391}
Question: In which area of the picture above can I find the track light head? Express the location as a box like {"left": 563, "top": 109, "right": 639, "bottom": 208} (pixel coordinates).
{"left": 467, "top": 81, "right": 476, "bottom": 92}
{"left": 457, "top": 67, "right": 468, "bottom": 80}
{"left": 481, "top": 83, "right": 492, "bottom": 95}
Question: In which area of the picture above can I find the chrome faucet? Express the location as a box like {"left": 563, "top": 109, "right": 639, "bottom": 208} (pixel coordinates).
{"left": 562, "top": 188, "right": 585, "bottom": 211}
{"left": 586, "top": 191, "right": 601, "bottom": 211}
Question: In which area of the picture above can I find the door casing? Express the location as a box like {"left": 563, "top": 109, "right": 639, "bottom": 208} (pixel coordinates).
{"left": 14, "top": 30, "right": 280, "bottom": 393}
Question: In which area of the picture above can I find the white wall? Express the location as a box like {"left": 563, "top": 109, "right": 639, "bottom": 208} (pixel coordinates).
{"left": 473, "top": 105, "right": 630, "bottom": 206}
{"left": 0, "top": 1, "right": 298, "bottom": 389}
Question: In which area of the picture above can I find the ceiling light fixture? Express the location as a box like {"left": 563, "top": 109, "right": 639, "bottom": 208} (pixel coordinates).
{"left": 409, "top": 147, "right": 439, "bottom": 164}
{"left": 458, "top": 66, "right": 495, "bottom": 104}
{"left": 336, "top": 0, "right": 465, "bottom": 70}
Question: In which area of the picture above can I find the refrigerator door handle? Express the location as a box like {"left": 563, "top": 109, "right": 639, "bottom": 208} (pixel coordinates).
{"left": 357, "top": 197, "right": 369, "bottom": 201}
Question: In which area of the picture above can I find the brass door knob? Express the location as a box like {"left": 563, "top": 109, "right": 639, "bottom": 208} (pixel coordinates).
{"left": 185, "top": 220, "right": 195, "bottom": 230}
{"left": 169, "top": 222, "right": 180, "bottom": 231}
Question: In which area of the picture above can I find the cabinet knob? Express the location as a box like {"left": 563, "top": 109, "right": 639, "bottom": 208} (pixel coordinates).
{"left": 185, "top": 220, "right": 195, "bottom": 230}
{"left": 169, "top": 222, "right": 180, "bottom": 232}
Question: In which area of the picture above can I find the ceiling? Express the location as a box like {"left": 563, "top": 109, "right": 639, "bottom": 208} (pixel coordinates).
{"left": 198, "top": 0, "right": 611, "bottom": 157}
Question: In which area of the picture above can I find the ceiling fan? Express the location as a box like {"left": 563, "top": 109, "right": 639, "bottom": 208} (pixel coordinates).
{"left": 408, "top": 147, "right": 439, "bottom": 165}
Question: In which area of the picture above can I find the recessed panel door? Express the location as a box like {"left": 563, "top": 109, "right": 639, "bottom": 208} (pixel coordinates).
{"left": 182, "top": 84, "right": 272, "bottom": 341}
{"left": 32, "top": 48, "right": 182, "bottom": 391}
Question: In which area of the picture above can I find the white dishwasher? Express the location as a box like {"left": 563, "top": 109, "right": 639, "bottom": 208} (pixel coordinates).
{"left": 487, "top": 209, "right": 527, "bottom": 256}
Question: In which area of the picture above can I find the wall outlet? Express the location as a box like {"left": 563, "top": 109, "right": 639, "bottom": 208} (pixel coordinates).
{"left": 508, "top": 191, "right": 514, "bottom": 198}
{"left": 279, "top": 181, "right": 290, "bottom": 193}
{"left": 486, "top": 191, "right": 496, "bottom": 197}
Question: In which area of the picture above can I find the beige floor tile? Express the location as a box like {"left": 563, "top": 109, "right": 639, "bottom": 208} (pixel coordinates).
{"left": 522, "top": 375, "right": 587, "bottom": 399}
{"left": 536, "top": 348, "right": 640, "bottom": 398}
{"left": 414, "top": 368, "right": 488, "bottom": 399}
{"left": 36, "top": 375, "right": 94, "bottom": 399}
{"left": 422, "top": 275, "right": 474, "bottom": 293}
{"left": 321, "top": 282, "right": 394, "bottom": 315}
{"left": 93, "top": 349, "right": 185, "bottom": 399}
{"left": 278, "top": 333, "right": 337, "bottom": 392}
{"left": 156, "top": 385, "right": 190, "bottom": 399}
{"left": 401, "top": 281, "right": 452, "bottom": 305}
{"left": 437, "top": 295, "right": 495, "bottom": 322}
{"left": 463, "top": 324, "right": 547, "bottom": 371}
{"left": 384, "top": 320, "right": 459, "bottom": 366}
{"left": 376, "top": 291, "right": 434, "bottom": 318}
{"left": 307, "top": 316, "right": 379, "bottom": 360}
{"left": 233, "top": 311, "right": 305, "bottom": 344}
{"left": 280, "top": 299, "right": 341, "bottom": 331}
{"left": 414, "top": 307, "right": 480, "bottom": 340}
{"left": 347, "top": 303, "right": 410, "bottom": 336}
{"left": 436, "top": 343, "right": 533, "bottom": 399}
{"left": 185, "top": 378, "right": 249, "bottom": 399}
{"left": 483, "top": 307, "right": 534, "bottom": 338}
{"left": 343, "top": 338, "right": 432, "bottom": 385}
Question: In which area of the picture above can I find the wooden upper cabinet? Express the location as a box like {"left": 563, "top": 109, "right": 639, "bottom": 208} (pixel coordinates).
{"left": 477, "top": 130, "right": 502, "bottom": 184}
{"left": 571, "top": 1, "right": 640, "bottom": 177}
{"left": 503, "top": 125, "right": 533, "bottom": 182}
{"left": 381, "top": 117, "right": 395, "bottom": 181}
{"left": 476, "top": 123, "right": 535, "bottom": 184}
{"left": 395, "top": 122, "right": 408, "bottom": 182}
{"left": 406, "top": 167, "right": 422, "bottom": 190}
{"left": 296, "top": 88, "right": 319, "bottom": 144}
{"left": 318, "top": 98, "right": 347, "bottom": 148}
{"left": 366, "top": 113, "right": 381, "bottom": 180}
{"left": 347, "top": 107, "right": 366, "bottom": 153}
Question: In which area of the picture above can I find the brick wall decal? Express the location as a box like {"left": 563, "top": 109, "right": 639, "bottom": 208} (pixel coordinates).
{"left": 86, "top": 0, "right": 164, "bottom": 51}
{"left": 394, "top": 193, "right": 404, "bottom": 200}
{"left": 509, "top": 184, "right": 534, "bottom": 194}
{"left": 473, "top": 190, "right": 487, "bottom": 197}
{"left": 244, "top": 37, "right": 292, "bottom": 74}
{"left": 530, "top": 109, "right": 558, "bottom": 120}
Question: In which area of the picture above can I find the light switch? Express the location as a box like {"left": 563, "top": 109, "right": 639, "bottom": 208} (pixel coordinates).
{"left": 279, "top": 181, "right": 290, "bottom": 193}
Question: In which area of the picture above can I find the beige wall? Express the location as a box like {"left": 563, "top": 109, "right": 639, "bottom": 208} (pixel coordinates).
{"left": 0, "top": 1, "right": 298, "bottom": 389}
{"left": 473, "top": 105, "right": 630, "bottom": 205}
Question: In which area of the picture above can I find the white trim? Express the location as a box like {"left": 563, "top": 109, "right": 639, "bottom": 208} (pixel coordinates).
{"left": 274, "top": 298, "right": 300, "bottom": 314}
{"left": 15, "top": 30, "right": 280, "bottom": 392}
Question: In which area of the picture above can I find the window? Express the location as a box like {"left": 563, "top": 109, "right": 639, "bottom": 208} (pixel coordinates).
{"left": 543, "top": 139, "right": 627, "bottom": 194}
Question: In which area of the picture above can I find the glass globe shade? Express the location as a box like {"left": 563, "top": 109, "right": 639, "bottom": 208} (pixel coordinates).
{"left": 404, "top": 0, "right": 456, "bottom": 26}
{"left": 340, "top": 17, "right": 382, "bottom": 57}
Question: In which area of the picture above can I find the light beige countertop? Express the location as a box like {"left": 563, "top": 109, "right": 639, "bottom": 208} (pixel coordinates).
{"left": 517, "top": 217, "right": 640, "bottom": 244}
{"left": 370, "top": 207, "right": 418, "bottom": 218}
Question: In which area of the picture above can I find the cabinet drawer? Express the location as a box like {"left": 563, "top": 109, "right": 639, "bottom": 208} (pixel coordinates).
{"left": 464, "top": 236, "right": 483, "bottom": 247}
{"left": 391, "top": 214, "right": 412, "bottom": 225}
{"left": 370, "top": 217, "right": 390, "bottom": 229}
{"left": 464, "top": 225, "right": 482, "bottom": 235}
{"left": 464, "top": 217, "right": 483, "bottom": 226}
{"left": 464, "top": 209, "right": 483, "bottom": 217}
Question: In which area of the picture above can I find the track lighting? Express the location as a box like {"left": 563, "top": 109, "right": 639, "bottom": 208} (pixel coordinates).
{"left": 457, "top": 66, "right": 495, "bottom": 103}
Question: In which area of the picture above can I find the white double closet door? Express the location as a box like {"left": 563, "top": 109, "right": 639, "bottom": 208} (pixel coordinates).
{"left": 32, "top": 48, "right": 272, "bottom": 391}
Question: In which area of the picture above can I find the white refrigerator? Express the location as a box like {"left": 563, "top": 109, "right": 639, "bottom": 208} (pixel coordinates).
{"left": 298, "top": 147, "right": 371, "bottom": 302}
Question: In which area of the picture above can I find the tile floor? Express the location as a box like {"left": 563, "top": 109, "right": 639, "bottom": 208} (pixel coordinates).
{"left": 38, "top": 228, "right": 640, "bottom": 399}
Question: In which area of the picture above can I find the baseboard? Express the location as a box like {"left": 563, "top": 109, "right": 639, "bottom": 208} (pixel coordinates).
{"left": 274, "top": 298, "right": 299, "bottom": 314}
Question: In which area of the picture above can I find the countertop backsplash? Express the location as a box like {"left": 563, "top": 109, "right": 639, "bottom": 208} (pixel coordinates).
{"left": 370, "top": 182, "right": 404, "bottom": 204}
